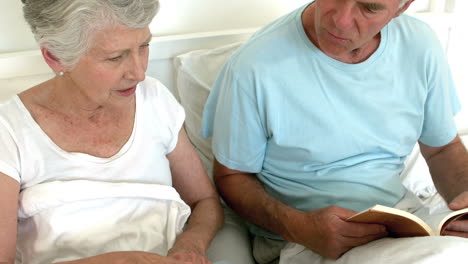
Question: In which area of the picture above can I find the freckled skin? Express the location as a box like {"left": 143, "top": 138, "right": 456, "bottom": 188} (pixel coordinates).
{"left": 20, "top": 25, "right": 151, "bottom": 158}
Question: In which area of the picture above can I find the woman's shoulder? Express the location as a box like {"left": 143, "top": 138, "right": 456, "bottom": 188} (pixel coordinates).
{"left": 0, "top": 96, "right": 24, "bottom": 122}
{"left": 0, "top": 96, "right": 28, "bottom": 143}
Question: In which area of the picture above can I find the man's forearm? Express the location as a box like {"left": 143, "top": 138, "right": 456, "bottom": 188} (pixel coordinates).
{"left": 427, "top": 140, "right": 468, "bottom": 203}
{"left": 214, "top": 172, "right": 303, "bottom": 241}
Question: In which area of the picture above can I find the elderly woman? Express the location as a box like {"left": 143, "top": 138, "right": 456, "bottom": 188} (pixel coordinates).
{"left": 0, "top": 0, "right": 223, "bottom": 264}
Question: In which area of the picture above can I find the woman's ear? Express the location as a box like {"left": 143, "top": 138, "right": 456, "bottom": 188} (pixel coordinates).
{"left": 40, "top": 47, "right": 64, "bottom": 74}
{"left": 394, "top": 0, "right": 414, "bottom": 17}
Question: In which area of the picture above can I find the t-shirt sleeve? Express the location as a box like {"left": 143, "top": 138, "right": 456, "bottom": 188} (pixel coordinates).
{"left": 0, "top": 118, "right": 21, "bottom": 182}
{"left": 202, "top": 62, "right": 267, "bottom": 173}
{"left": 156, "top": 81, "right": 186, "bottom": 154}
{"left": 418, "top": 29, "right": 461, "bottom": 147}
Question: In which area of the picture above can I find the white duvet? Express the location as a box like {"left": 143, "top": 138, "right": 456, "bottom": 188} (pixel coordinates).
{"left": 279, "top": 193, "right": 468, "bottom": 264}
{"left": 15, "top": 180, "right": 191, "bottom": 264}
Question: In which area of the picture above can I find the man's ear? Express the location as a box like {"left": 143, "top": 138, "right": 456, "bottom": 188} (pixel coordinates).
{"left": 40, "top": 47, "right": 64, "bottom": 74}
{"left": 394, "top": 0, "right": 414, "bottom": 17}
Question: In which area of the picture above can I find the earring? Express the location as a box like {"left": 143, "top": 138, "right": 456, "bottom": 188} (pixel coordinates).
{"left": 57, "top": 71, "right": 64, "bottom": 77}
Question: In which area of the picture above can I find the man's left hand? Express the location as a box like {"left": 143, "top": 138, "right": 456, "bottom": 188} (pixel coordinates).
{"left": 443, "top": 191, "right": 468, "bottom": 237}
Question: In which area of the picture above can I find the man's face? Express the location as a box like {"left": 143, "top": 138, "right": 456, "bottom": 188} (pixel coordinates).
{"left": 309, "top": 0, "right": 408, "bottom": 60}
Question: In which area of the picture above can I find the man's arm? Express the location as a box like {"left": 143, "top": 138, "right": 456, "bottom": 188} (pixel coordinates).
{"left": 213, "top": 160, "right": 388, "bottom": 259}
{"left": 419, "top": 135, "right": 468, "bottom": 203}
{"left": 419, "top": 135, "right": 468, "bottom": 237}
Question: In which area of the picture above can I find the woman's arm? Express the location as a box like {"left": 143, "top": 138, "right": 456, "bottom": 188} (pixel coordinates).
{"left": 0, "top": 173, "right": 20, "bottom": 264}
{"left": 56, "top": 251, "right": 190, "bottom": 264}
{"left": 166, "top": 128, "right": 224, "bottom": 263}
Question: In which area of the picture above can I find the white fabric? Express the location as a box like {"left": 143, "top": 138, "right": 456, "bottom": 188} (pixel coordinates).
{"left": 16, "top": 180, "right": 191, "bottom": 264}
{"left": 174, "top": 42, "right": 243, "bottom": 181}
{"left": 279, "top": 236, "right": 468, "bottom": 264}
{"left": 279, "top": 192, "right": 468, "bottom": 264}
{"left": 0, "top": 77, "right": 185, "bottom": 188}
{"left": 0, "top": 73, "right": 54, "bottom": 103}
{"left": 0, "top": 76, "right": 189, "bottom": 262}
{"left": 400, "top": 132, "right": 468, "bottom": 199}
{"left": 206, "top": 208, "right": 256, "bottom": 264}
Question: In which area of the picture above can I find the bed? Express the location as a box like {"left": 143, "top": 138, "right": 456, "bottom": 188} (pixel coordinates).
{"left": 1, "top": 28, "right": 467, "bottom": 264}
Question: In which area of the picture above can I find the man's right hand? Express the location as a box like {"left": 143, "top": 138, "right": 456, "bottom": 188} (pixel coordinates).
{"left": 286, "top": 206, "right": 388, "bottom": 259}
{"left": 213, "top": 160, "right": 388, "bottom": 260}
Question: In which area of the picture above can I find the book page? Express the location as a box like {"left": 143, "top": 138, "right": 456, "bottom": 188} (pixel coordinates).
{"left": 347, "top": 205, "right": 434, "bottom": 237}
{"left": 413, "top": 205, "right": 468, "bottom": 235}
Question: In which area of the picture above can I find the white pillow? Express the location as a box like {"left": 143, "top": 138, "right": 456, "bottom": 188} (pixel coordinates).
{"left": 401, "top": 132, "right": 468, "bottom": 199}
{"left": 400, "top": 144, "right": 436, "bottom": 199}
{"left": 0, "top": 73, "right": 53, "bottom": 103}
{"left": 174, "top": 42, "right": 244, "bottom": 181}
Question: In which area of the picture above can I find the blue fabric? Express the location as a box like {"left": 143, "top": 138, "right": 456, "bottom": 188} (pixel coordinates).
{"left": 202, "top": 5, "right": 460, "bottom": 239}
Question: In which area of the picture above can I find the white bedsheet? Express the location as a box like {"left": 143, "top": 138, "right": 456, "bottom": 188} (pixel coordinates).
{"left": 16, "top": 180, "right": 191, "bottom": 264}
{"left": 279, "top": 192, "right": 468, "bottom": 264}
{"left": 279, "top": 236, "right": 468, "bottom": 264}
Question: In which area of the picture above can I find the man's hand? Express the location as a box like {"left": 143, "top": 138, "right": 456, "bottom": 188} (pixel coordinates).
{"left": 287, "top": 206, "right": 388, "bottom": 260}
{"left": 443, "top": 191, "right": 468, "bottom": 237}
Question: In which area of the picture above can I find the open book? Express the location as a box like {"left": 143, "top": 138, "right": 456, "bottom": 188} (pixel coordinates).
{"left": 347, "top": 204, "right": 468, "bottom": 237}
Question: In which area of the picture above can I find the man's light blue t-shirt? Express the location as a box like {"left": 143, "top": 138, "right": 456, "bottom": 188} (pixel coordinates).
{"left": 202, "top": 5, "right": 460, "bottom": 239}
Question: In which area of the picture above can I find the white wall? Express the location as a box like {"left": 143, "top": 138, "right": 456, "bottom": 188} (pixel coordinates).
{"left": 152, "top": 0, "right": 310, "bottom": 36}
{"left": 0, "top": 0, "right": 466, "bottom": 130}
{"left": 0, "top": 1, "right": 38, "bottom": 52}
{"left": 0, "top": 0, "right": 310, "bottom": 53}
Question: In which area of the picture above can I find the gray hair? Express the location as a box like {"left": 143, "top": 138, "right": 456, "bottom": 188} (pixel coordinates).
{"left": 21, "top": 0, "right": 160, "bottom": 68}
{"left": 399, "top": 0, "right": 411, "bottom": 8}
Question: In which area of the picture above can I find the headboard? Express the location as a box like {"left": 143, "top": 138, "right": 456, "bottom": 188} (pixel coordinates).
{"left": 0, "top": 27, "right": 257, "bottom": 102}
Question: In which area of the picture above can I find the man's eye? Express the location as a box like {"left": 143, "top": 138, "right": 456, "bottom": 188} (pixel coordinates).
{"left": 108, "top": 56, "right": 122, "bottom": 62}
{"left": 363, "top": 3, "right": 381, "bottom": 13}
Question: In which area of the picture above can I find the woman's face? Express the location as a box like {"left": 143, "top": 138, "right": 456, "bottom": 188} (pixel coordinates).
{"left": 66, "top": 24, "right": 152, "bottom": 107}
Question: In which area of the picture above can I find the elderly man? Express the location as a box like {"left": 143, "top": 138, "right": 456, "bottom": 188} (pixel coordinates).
{"left": 202, "top": 0, "right": 468, "bottom": 263}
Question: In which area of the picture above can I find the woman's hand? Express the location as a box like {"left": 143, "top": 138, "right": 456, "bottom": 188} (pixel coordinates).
{"left": 57, "top": 251, "right": 192, "bottom": 264}
{"left": 168, "top": 246, "right": 212, "bottom": 264}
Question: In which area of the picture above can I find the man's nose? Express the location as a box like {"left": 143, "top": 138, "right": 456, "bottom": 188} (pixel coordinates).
{"left": 333, "top": 4, "right": 355, "bottom": 30}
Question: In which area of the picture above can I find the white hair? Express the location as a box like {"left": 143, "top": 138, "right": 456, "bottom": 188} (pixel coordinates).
{"left": 399, "top": 0, "right": 411, "bottom": 8}
{"left": 22, "top": 0, "right": 160, "bottom": 69}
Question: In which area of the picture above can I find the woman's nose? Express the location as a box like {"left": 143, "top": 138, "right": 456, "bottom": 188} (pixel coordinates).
{"left": 125, "top": 54, "right": 146, "bottom": 82}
